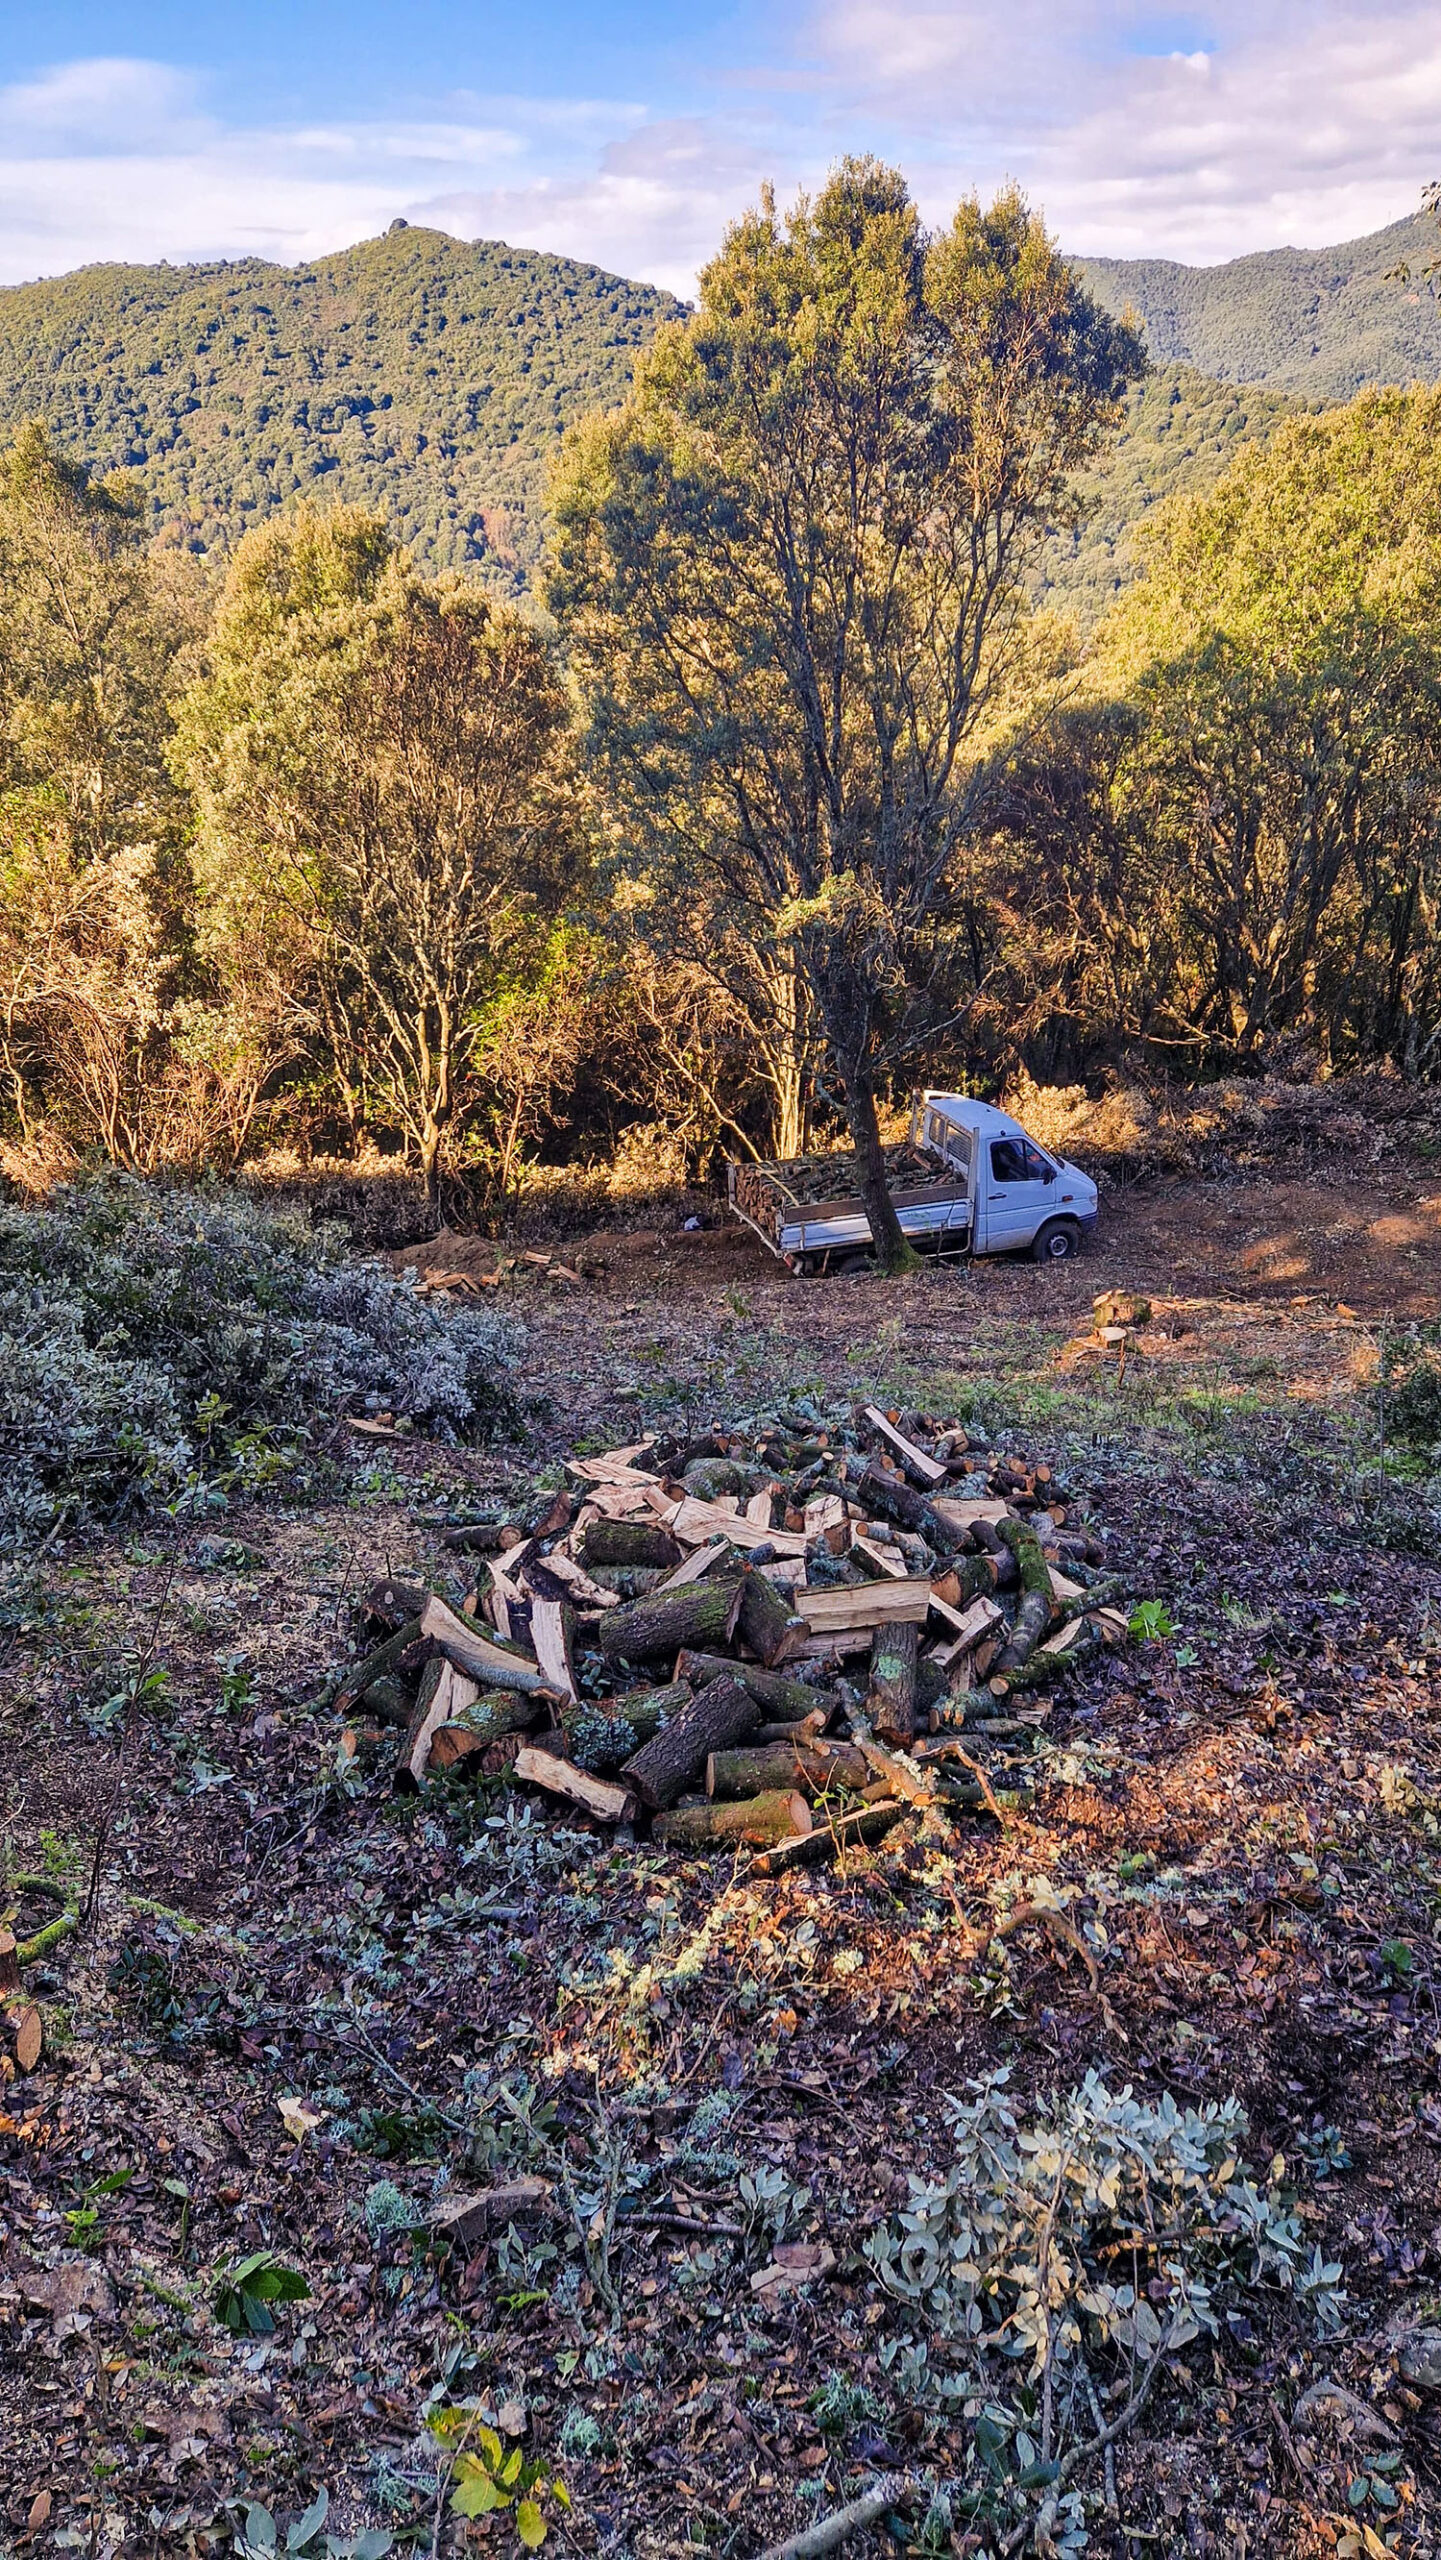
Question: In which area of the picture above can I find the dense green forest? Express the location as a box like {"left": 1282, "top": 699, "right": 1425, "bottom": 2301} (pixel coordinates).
{"left": 3, "top": 205, "right": 1438, "bottom": 623}
{"left": 0, "top": 223, "right": 681, "bottom": 588}
{"left": 1078, "top": 206, "right": 1441, "bottom": 395}
{"left": 1033, "top": 364, "right": 1309, "bottom": 628}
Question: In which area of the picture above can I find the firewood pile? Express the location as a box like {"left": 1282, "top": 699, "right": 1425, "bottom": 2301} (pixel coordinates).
{"left": 333, "top": 1404, "right": 1133, "bottom": 1866}
{"left": 412, "top": 1248, "right": 585, "bottom": 1298}
{"left": 732, "top": 1140, "right": 938, "bottom": 1216}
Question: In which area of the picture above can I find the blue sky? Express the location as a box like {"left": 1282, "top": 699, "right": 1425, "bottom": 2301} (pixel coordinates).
{"left": 0, "top": 1, "right": 1436, "bottom": 293}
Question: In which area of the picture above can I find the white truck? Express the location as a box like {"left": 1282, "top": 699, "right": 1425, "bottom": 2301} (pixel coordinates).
{"left": 728, "top": 1091, "right": 1099, "bottom": 1274}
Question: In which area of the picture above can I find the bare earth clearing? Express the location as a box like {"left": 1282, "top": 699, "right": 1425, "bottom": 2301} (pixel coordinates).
{"left": 3, "top": 1148, "right": 1440, "bottom": 2560}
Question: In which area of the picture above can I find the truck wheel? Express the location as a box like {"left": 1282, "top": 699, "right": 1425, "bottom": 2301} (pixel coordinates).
{"left": 1032, "top": 1218, "right": 1081, "bottom": 1263}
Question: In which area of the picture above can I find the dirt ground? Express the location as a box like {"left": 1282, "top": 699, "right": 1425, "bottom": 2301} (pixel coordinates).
{"left": 3, "top": 1152, "right": 1441, "bottom": 2560}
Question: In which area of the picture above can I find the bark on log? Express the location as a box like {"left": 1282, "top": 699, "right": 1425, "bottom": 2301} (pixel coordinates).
{"left": 601, "top": 1680, "right": 689, "bottom": 1744}
{"left": 581, "top": 1519, "right": 683, "bottom": 1569}
{"left": 441, "top": 1520, "right": 509, "bottom": 1553}
{"left": 675, "top": 1652, "right": 834, "bottom": 1721}
{"left": 753, "top": 1799, "right": 907, "bottom": 1876}
{"left": 654, "top": 1789, "right": 812, "bottom": 1850}
{"left": 0, "top": 1930, "right": 18, "bottom": 1995}
{"left": 995, "top": 1518, "right": 1055, "bottom": 1673}
{"left": 397, "top": 1657, "right": 448, "bottom": 1786}
{"left": 355, "top": 1674, "right": 415, "bottom": 1725}
{"left": 858, "top": 1405, "right": 946, "bottom": 1487}
{"left": 736, "top": 1566, "right": 800, "bottom": 1667}
{"left": 599, "top": 1577, "right": 744, "bottom": 1666}
{"left": 868, "top": 1619, "right": 917, "bottom": 1744}
{"left": 335, "top": 1616, "right": 429, "bottom": 1709}
{"left": 364, "top": 1576, "right": 434, "bottom": 1626}
{"left": 858, "top": 1462, "right": 965, "bottom": 1555}
{"left": 621, "top": 1674, "right": 760, "bottom": 1810}
{"left": 707, "top": 1741, "right": 869, "bottom": 1799}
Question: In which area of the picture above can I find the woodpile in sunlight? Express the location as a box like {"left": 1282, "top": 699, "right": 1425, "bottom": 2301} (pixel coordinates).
{"left": 332, "top": 1404, "right": 1133, "bottom": 1863}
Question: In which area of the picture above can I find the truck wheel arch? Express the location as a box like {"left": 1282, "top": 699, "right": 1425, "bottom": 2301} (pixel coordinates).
{"left": 1031, "top": 1217, "right": 1082, "bottom": 1263}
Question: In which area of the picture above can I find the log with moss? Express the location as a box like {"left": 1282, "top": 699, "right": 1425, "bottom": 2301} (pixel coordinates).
{"left": 707, "top": 1741, "right": 869, "bottom": 1799}
{"left": 867, "top": 1619, "right": 917, "bottom": 1744}
{"left": 580, "top": 1519, "right": 683, "bottom": 1570}
{"left": 995, "top": 1519, "right": 1055, "bottom": 1673}
{"left": 599, "top": 1577, "right": 744, "bottom": 1665}
{"left": 621, "top": 1673, "right": 760, "bottom": 1809}
{"left": 653, "top": 1789, "right": 812, "bottom": 1851}
{"left": 674, "top": 1652, "right": 833, "bottom": 1720}
{"left": 753, "top": 1799, "right": 907, "bottom": 1876}
{"left": 736, "top": 1566, "right": 801, "bottom": 1667}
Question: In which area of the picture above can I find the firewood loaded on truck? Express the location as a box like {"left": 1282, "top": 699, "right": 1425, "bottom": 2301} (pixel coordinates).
{"left": 728, "top": 1094, "right": 1099, "bottom": 1276}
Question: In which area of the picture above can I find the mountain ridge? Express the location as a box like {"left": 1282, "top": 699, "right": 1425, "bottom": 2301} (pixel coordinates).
{"left": 0, "top": 222, "right": 683, "bottom": 588}
{"left": 1075, "top": 207, "right": 1441, "bottom": 396}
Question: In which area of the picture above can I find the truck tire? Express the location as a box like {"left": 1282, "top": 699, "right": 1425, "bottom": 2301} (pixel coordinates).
{"left": 1031, "top": 1218, "right": 1081, "bottom": 1263}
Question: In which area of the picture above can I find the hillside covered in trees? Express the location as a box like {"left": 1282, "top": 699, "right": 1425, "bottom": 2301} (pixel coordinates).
{"left": 1077, "top": 205, "right": 1441, "bottom": 395}
{"left": 0, "top": 223, "right": 682, "bottom": 589}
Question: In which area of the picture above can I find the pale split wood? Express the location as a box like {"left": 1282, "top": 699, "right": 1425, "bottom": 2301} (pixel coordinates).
{"left": 796, "top": 1575, "right": 931, "bottom": 1634}
{"left": 653, "top": 1538, "right": 735, "bottom": 1593}
{"left": 417, "top": 1595, "right": 550, "bottom": 1694}
{"left": 860, "top": 1404, "right": 946, "bottom": 1486}
{"left": 512, "top": 1746, "right": 638, "bottom": 1823}
{"left": 669, "top": 1495, "right": 810, "bottom": 1556}
{"left": 929, "top": 1591, "right": 1004, "bottom": 1647}
{"left": 745, "top": 1488, "right": 776, "bottom": 1525}
{"left": 930, "top": 1494, "right": 1012, "bottom": 1532}
{"left": 410, "top": 1663, "right": 480, "bottom": 1781}
{"left": 536, "top": 1549, "right": 611, "bottom": 1607}
{"left": 530, "top": 1599, "right": 577, "bottom": 1703}
{"left": 851, "top": 1534, "right": 909, "bottom": 1579}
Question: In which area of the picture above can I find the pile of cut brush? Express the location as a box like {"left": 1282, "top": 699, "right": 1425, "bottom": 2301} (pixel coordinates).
{"left": 333, "top": 1403, "right": 1133, "bottom": 1869}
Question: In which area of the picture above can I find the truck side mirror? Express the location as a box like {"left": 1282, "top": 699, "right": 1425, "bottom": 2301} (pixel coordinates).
{"left": 1042, "top": 1166, "right": 1056, "bottom": 1184}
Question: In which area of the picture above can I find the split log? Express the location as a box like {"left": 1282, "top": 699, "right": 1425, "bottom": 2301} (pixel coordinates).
{"left": 796, "top": 1576, "right": 930, "bottom": 1637}
{"left": 428, "top": 1725, "right": 489, "bottom": 1773}
{"left": 666, "top": 1496, "right": 809, "bottom": 1557}
{"left": 417, "top": 1595, "right": 551, "bottom": 1695}
{"left": 653, "top": 1539, "right": 737, "bottom": 1593}
{"left": 401, "top": 1660, "right": 482, "bottom": 1785}
{"left": 600, "top": 1578, "right": 744, "bottom": 1665}
{"left": 430, "top": 2178, "right": 556, "bottom": 2252}
{"left": 512, "top": 1746, "right": 638, "bottom": 1824}
{"left": 530, "top": 1598, "right": 577, "bottom": 1703}
{"left": 867, "top": 1619, "right": 917, "bottom": 1744}
{"left": 851, "top": 1534, "right": 909, "bottom": 1579}
{"left": 12, "top": 2004, "right": 41, "bottom": 2072}
{"left": 753, "top": 1799, "right": 907, "bottom": 1877}
{"left": 621, "top": 1674, "right": 760, "bottom": 1810}
{"left": 859, "top": 1405, "right": 946, "bottom": 1488}
{"left": 707, "top": 1742, "right": 869, "bottom": 1799}
{"left": 736, "top": 1567, "right": 801, "bottom": 1667}
{"left": 654, "top": 1789, "right": 812, "bottom": 1851}
{"left": 580, "top": 1519, "right": 683, "bottom": 1569}
{"left": 675, "top": 1653, "right": 833, "bottom": 1722}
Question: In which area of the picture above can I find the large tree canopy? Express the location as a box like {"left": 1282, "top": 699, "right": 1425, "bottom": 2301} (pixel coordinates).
{"left": 549, "top": 160, "right": 1145, "bottom": 1261}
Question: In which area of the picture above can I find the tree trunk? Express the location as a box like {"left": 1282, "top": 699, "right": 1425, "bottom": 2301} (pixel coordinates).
{"left": 846, "top": 1083, "right": 917, "bottom": 1274}
{"left": 621, "top": 1673, "right": 760, "bottom": 1808}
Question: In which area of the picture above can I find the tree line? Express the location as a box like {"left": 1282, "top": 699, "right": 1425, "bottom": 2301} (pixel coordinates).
{"left": 2, "top": 161, "right": 1438, "bottom": 1263}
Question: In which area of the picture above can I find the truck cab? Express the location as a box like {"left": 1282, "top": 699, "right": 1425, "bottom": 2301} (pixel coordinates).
{"left": 911, "top": 1093, "right": 1098, "bottom": 1261}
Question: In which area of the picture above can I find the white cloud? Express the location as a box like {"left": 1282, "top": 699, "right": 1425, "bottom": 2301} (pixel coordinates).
{"left": 0, "top": 11, "right": 1436, "bottom": 296}
{"left": 812, "top": 0, "right": 1441, "bottom": 260}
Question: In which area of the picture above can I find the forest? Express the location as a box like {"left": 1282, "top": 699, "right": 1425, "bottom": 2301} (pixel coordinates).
{"left": 1, "top": 162, "right": 1438, "bottom": 1244}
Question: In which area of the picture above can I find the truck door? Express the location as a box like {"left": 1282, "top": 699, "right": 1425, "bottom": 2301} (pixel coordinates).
{"left": 981, "top": 1134, "right": 1055, "bottom": 1253}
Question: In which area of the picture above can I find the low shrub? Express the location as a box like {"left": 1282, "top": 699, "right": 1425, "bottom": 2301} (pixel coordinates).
{"left": 0, "top": 1176, "right": 521, "bottom": 1545}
